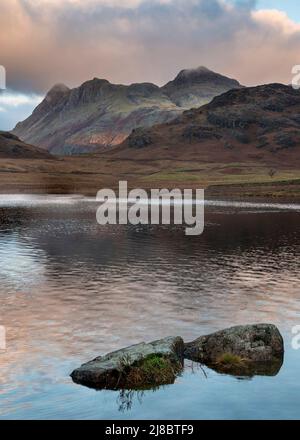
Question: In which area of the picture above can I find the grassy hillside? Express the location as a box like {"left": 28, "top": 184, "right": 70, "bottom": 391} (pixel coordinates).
{"left": 0, "top": 155, "right": 299, "bottom": 200}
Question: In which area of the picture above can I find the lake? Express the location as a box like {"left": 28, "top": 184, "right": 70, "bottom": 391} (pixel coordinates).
{"left": 0, "top": 195, "right": 299, "bottom": 419}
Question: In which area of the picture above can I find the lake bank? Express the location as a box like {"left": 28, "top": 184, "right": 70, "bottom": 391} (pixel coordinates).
{"left": 0, "top": 157, "right": 300, "bottom": 201}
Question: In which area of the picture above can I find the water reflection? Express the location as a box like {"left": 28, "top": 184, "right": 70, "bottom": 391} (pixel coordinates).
{"left": 0, "top": 198, "right": 299, "bottom": 419}
{"left": 207, "top": 359, "right": 284, "bottom": 378}
{"left": 110, "top": 354, "right": 285, "bottom": 414}
{"left": 117, "top": 390, "right": 146, "bottom": 413}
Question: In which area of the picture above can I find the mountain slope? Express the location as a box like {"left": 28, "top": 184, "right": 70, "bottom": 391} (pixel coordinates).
{"left": 115, "top": 83, "right": 300, "bottom": 168}
{"left": 13, "top": 67, "right": 241, "bottom": 155}
{"left": 0, "top": 131, "right": 53, "bottom": 159}
{"left": 162, "top": 66, "right": 241, "bottom": 108}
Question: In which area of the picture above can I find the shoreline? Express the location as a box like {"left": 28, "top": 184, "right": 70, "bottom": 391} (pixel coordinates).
{"left": 0, "top": 193, "right": 300, "bottom": 211}
{"left": 0, "top": 156, "right": 300, "bottom": 202}
{"left": 0, "top": 183, "right": 300, "bottom": 203}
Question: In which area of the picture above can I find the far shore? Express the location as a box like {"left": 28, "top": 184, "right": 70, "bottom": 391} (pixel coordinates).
{"left": 0, "top": 156, "right": 300, "bottom": 202}
{"left": 1, "top": 181, "right": 300, "bottom": 204}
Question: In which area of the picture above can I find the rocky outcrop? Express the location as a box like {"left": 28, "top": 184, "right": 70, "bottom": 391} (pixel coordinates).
{"left": 71, "top": 324, "right": 284, "bottom": 390}
{"left": 184, "top": 324, "right": 284, "bottom": 376}
{"left": 71, "top": 336, "right": 184, "bottom": 390}
{"left": 13, "top": 67, "right": 241, "bottom": 155}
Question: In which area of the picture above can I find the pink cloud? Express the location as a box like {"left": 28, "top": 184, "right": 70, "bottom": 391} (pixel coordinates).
{"left": 0, "top": 0, "right": 299, "bottom": 93}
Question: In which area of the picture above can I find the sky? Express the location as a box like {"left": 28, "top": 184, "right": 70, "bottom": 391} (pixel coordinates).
{"left": 0, "top": 0, "right": 300, "bottom": 130}
{"left": 257, "top": 0, "right": 300, "bottom": 21}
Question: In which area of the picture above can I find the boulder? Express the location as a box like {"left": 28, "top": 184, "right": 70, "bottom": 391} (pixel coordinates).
{"left": 184, "top": 324, "right": 284, "bottom": 376}
{"left": 71, "top": 336, "right": 184, "bottom": 390}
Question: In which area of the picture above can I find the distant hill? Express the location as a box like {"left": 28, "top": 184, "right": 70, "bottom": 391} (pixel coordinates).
{"left": 13, "top": 67, "right": 241, "bottom": 155}
{"left": 118, "top": 83, "right": 300, "bottom": 168}
{"left": 0, "top": 131, "right": 53, "bottom": 159}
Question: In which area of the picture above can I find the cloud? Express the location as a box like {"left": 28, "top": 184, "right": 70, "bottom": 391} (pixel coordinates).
{"left": 0, "top": 0, "right": 299, "bottom": 94}
{"left": 0, "top": 90, "right": 42, "bottom": 130}
{"left": 0, "top": 91, "right": 42, "bottom": 107}
{"left": 252, "top": 8, "right": 300, "bottom": 34}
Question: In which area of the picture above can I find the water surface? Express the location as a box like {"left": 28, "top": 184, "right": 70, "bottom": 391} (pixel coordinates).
{"left": 0, "top": 196, "right": 299, "bottom": 419}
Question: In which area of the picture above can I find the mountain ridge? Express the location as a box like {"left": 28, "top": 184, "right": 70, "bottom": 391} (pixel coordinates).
{"left": 13, "top": 67, "right": 242, "bottom": 155}
{"left": 113, "top": 83, "right": 300, "bottom": 168}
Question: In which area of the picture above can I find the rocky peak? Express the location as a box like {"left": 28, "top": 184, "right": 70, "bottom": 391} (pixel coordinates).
{"left": 45, "top": 83, "right": 70, "bottom": 104}
{"left": 162, "top": 66, "right": 241, "bottom": 108}
{"left": 80, "top": 78, "right": 110, "bottom": 88}
{"left": 169, "top": 66, "right": 240, "bottom": 87}
{"left": 67, "top": 78, "right": 111, "bottom": 105}
{"left": 174, "top": 66, "right": 213, "bottom": 83}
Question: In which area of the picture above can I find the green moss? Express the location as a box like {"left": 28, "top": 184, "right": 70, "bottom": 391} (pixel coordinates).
{"left": 141, "top": 354, "right": 176, "bottom": 377}
{"left": 118, "top": 354, "right": 182, "bottom": 389}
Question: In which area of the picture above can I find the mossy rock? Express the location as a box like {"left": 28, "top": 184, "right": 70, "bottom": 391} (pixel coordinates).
{"left": 71, "top": 336, "right": 184, "bottom": 390}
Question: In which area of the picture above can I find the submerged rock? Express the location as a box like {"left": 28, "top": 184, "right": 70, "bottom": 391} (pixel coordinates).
{"left": 71, "top": 336, "right": 184, "bottom": 390}
{"left": 184, "top": 324, "right": 284, "bottom": 376}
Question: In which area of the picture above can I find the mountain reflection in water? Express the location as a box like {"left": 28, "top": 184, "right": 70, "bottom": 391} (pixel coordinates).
{"left": 0, "top": 197, "right": 299, "bottom": 419}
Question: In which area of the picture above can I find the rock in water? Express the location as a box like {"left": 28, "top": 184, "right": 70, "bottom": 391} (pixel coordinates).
{"left": 184, "top": 324, "right": 284, "bottom": 376}
{"left": 71, "top": 336, "right": 184, "bottom": 390}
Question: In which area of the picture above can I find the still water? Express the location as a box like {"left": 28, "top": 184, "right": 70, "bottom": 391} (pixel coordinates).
{"left": 0, "top": 196, "right": 299, "bottom": 420}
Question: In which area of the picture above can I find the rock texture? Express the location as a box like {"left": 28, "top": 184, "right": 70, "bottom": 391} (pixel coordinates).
{"left": 13, "top": 67, "right": 241, "bottom": 155}
{"left": 184, "top": 324, "right": 284, "bottom": 366}
{"left": 71, "top": 336, "right": 184, "bottom": 390}
{"left": 0, "top": 131, "right": 53, "bottom": 159}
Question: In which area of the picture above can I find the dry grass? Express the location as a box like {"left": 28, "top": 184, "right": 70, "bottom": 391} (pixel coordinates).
{"left": 117, "top": 354, "right": 182, "bottom": 390}
{"left": 0, "top": 156, "right": 300, "bottom": 199}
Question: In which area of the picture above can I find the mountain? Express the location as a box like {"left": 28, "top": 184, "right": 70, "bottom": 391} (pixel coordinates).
{"left": 162, "top": 66, "right": 241, "bottom": 108}
{"left": 0, "top": 131, "right": 53, "bottom": 159}
{"left": 13, "top": 67, "right": 241, "bottom": 155}
{"left": 116, "top": 83, "right": 300, "bottom": 168}
{"left": 2, "top": 85, "right": 300, "bottom": 196}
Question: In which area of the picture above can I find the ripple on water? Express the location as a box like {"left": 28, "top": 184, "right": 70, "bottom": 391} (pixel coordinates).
{"left": 0, "top": 198, "right": 299, "bottom": 419}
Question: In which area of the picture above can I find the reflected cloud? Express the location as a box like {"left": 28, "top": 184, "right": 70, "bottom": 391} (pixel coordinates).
{"left": 0, "top": 201, "right": 299, "bottom": 417}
